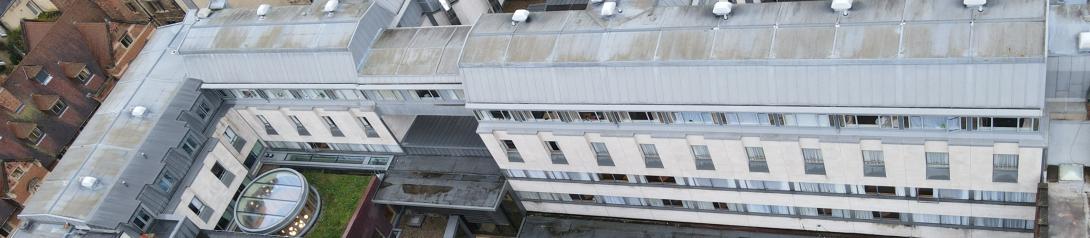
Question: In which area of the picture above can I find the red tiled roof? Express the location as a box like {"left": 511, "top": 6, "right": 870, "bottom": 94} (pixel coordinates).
{"left": 57, "top": 62, "right": 85, "bottom": 79}
{"left": 0, "top": 89, "right": 20, "bottom": 113}
{"left": 74, "top": 23, "right": 112, "bottom": 67}
{"left": 5, "top": 122, "right": 35, "bottom": 139}
{"left": 20, "top": 21, "right": 55, "bottom": 52}
{"left": 30, "top": 94, "right": 58, "bottom": 110}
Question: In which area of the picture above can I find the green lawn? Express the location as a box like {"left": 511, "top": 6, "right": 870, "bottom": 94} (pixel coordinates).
{"left": 302, "top": 171, "right": 372, "bottom": 238}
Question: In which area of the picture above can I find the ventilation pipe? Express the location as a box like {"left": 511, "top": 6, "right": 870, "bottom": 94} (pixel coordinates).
{"left": 601, "top": 1, "right": 617, "bottom": 17}
{"left": 511, "top": 9, "right": 529, "bottom": 25}
{"left": 257, "top": 4, "right": 271, "bottom": 19}
{"left": 964, "top": 0, "right": 986, "bottom": 12}
{"left": 712, "top": 1, "right": 733, "bottom": 20}
{"left": 324, "top": 0, "right": 339, "bottom": 15}
{"left": 831, "top": 0, "right": 852, "bottom": 16}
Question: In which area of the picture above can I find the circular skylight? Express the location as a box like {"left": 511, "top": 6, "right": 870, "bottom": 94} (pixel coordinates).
{"left": 234, "top": 168, "right": 320, "bottom": 236}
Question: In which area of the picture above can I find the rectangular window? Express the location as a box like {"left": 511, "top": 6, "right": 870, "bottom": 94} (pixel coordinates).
{"left": 27, "top": 126, "right": 44, "bottom": 144}
{"left": 321, "top": 116, "right": 344, "bottom": 137}
{"left": 76, "top": 68, "right": 92, "bottom": 84}
{"left": 873, "top": 211, "right": 902, "bottom": 220}
{"left": 590, "top": 142, "right": 614, "bottom": 166}
{"left": 576, "top": 111, "right": 608, "bottom": 122}
{"left": 639, "top": 144, "right": 663, "bottom": 168}
{"left": 644, "top": 175, "right": 676, "bottom": 184}
{"left": 674, "top": 112, "right": 713, "bottom": 125}
{"left": 784, "top": 114, "right": 832, "bottom": 127}
{"left": 188, "top": 197, "right": 205, "bottom": 215}
{"left": 121, "top": 33, "right": 134, "bottom": 48}
{"left": 529, "top": 111, "right": 561, "bottom": 122}
{"left": 569, "top": 194, "right": 595, "bottom": 202}
{"left": 210, "top": 162, "right": 234, "bottom": 186}
{"left": 545, "top": 141, "right": 567, "bottom": 164}
{"left": 502, "top": 140, "right": 523, "bottom": 162}
{"left": 597, "top": 173, "right": 628, "bottom": 182}
{"left": 132, "top": 207, "right": 154, "bottom": 231}
{"left": 223, "top": 127, "right": 246, "bottom": 152}
{"left": 34, "top": 70, "right": 52, "bottom": 84}
{"left": 712, "top": 202, "right": 737, "bottom": 211}
{"left": 356, "top": 117, "right": 381, "bottom": 138}
{"left": 49, "top": 100, "right": 67, "bottom": 115}
{"left": 156, "top": 173, "right": 176, "bottom": 192}
{"left": 179, "top": 133, "right": 201, "bottom": 155}
{"left": 626, "top": 112, "right": 657, "bottom": 123}
{"left": 256, "top": 115, "right": 277, "bottom": 135}
{"left": 289, "top": 116, "right": 310, "bottom": 136}
{"left": 862, "top": 150, "right": 886, "bottom": 177}
{"left": 26, "top": 1, "right": 41, "bottom": 15}
{"left": 192, "top": 101, "right": 212, "bottom": 120}
{"left": 660, "top": 199, "right": 684, "bottom": 207}
{"left": 746, "top": 147, "right": 769, "bottom": 173}
{"left": 414, "top": 90, "right": 441, "bottom": 100}
{"left": 863, "top": 185, "right": 898, "bottom": 196}
{"left": 691, "top": 145, "right": 714, "bottom": 170}
{"left": 917, "top": 188, "right": 935, "bottom": 199}
{"left": 993, "top": 154, "right": 1019, "bottom": 183}
{"left": 802, "top": 148, "right": 825, "bottom": 175}
{"left": 926, "top": 152, "right": 950, "bottom": 180}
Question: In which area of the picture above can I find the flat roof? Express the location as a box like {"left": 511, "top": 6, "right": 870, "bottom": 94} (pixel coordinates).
{"left": 360, "top": 26, "right": 471, "bottom": 76}
{"left": 178, "top": 0, "right": 372, "bottom": 53}
{"left": 462, "top": 0, "right": 1047, "bottom": 67}
{"left": 399, "top": 116, "right": 486, "bottom": 149}
{"left": 373, "top": 155, "right": 505, "bottom": 209}
{"left": 1048, "top": 4, "right": 1090, "bottom": 56}
{"left": 518, "top": 215, "right": 829, "bottom": 238}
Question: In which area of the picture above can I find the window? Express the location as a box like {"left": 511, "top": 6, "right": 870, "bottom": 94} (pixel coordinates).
{"left": 713, "top": 202, "right": 737, "bottom": 211}
{"left": 10, "top": 168, "right": 23, "bottom": 180}
{"left": 192, "top": 101, "right": 212, "bottom": 120}
{"left": 414, "top": 90, "right": 441, "bottom": 99}
{"left": 644, "top": 175, "right": 676, "bottom": 184}
{"left": 873, "top": 211, "right": 902, "bottom": 220}
{"left": 256, "top": 115, "right": 277, "bottom": 135}
{"left": 993, "top": 154, "right": 1019, "bottom": 183}
{"left": 27, "top": 126, "right": 44, "bottom": 144}
{"left": 357, "top": 117, "right": 380, "bottom": 137}
{"left": 862, "top": 150, "right": 886, "bottom": 177}
{"left": 147, "top": 0, "right": 166, "bottom": 12}
{"left": 33, "top": 70, "right": 52, "bottom": 85}
{"left": 639, "top": 144, "right": 663, "bottom": 168}
{"left": 569, "top": 194, "right": 595, "bottom": 202}
{"left": 660, "top": 199, "right": 684, "bottom": 207}
{"left": 321, "top": 116, "right": 344, "bottom": 137}
{"left": 188, "top": 197, "right": 205, "bottom": 215}
{"left": 530, "top": 111, "right": 561, "bottom": 121}
{"left": 577, "top": 111, "right": 607, "bottom": 122}
{"left": 501, "top": 140, "right": 522, "bottom": 162}
{"left": 179, "top": 133, "right": 201, "bottom": 155}
{"left": 784, "top": 114, "right": 832, "bottom": 127}
{"left": 121, "top": 33, "right": 134, "bottom": 48}
{"left": 76, "top": 68, "right": 92, "bottom": 84}
{"left": 545, "top": 141, "right": 567, "bottom": 164}
{"left": 210, "top": 162, "right": 234, "bottom": 186}
{"left": 674, "top": 112, "right": 713, "bottom": 124}
{"left": 156, "top": 173, "right": 176, "bottom": 192}
{"left": 132, "top": 207, "right": 155, "bottom": 231}
{"left": 48, "top": 100, "right": 66, "bottom": 115}
{"left": 691, "top": 145, "right": 714, "bottom": 170}
{"left": 223, "top": 127, "right": 246, "bottom": 152}
{"left": 26, "top": 177, "right": 40, "bottom": 193}
{"left": 590, "top": 142, "right": 613, "bottom": 166}
{"left": 626, "top": 112, "right": 657, "bottom": 123}
{"left": 289, "top": 116, "right": 310, "bottom": 136}
{"left": 802, "top": 148, "right": 825, "bottom": 175}
{"left": 597, "top": 173, "right": 628, "bottom": 182}
{"left": 925, "top": 152, "right": 950, "bottom": 180}
{"left": 863, "top": 185, "right": 898, "bottom": 196}
{"left": 917, "top": 188, "right": 935, "bottom": 199}
{"left": 26, "top": 1, "right": 42, "bottom": 15}
{"left": 746, "top": 147, "right": 769, "bottom": 173}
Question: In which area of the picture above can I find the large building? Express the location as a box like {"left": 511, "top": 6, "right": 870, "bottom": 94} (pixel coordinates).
{"left": 11, "top": 0, "right": 1090, "bottom": 237}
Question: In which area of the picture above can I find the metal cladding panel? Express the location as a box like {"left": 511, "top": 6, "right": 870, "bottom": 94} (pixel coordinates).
{"left": 462, "top": 63, "right": 1046, "bottom": 109}
{"left": 185, "top": 52, "right": 358, "bottom": 84}
{"left": 1047, "top": 56, "right": 1090, "bottom": 100}
{"left": 350, "top": 1, "right": 397, "bottom": 64}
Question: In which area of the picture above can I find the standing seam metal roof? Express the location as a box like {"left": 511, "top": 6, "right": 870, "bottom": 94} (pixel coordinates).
{"left": 460, "top": 0, "right": 1047, "bottom": 67}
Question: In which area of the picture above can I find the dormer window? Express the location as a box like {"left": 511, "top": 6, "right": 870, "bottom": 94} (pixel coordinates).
{"left": 48, "top": 100, "right": 67, "bottom": 115}
{"left": 26, "top": 127, "right": 44, "bottom": 144}
{"left": 76, "top": 68, "right": 91, "bottom": 84}
{"left": 121, "top": 33, "right": 134, "bottom": 48}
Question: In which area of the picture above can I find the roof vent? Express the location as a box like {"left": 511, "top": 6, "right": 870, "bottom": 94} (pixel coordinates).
{"left": 1079, "top": 32, "right": 1090, "bottom": 52}
{"left": 511, "top": 9, "right": 529, "bottom": 25}
{"left": 831, "top": 0, "right": 852, "bottom": 16}
{"left": 964, "top": 0, "right": 986, "bottom": 12}
{"left": 589, "top": 0, "right": 603, "bottom": 3}
{"left": 131, "top": 106, "right": 147, "bottom": 118}
{"left": 197, "top": 8, "right": 213, "bottom": 18}
{"left": 257, "top": 4, "right": 271, "bottom": 19}
{"left": 601, "top": 1, "right": 617, "bottom": 17}
{"left": 79, "top": 176, "right": 98, "bottom": 189}
{"left": 323, "top": 0, "right": 339, "bottom": 15}
{"left": 712, "top": 1, "right": 733, "bottom": 20}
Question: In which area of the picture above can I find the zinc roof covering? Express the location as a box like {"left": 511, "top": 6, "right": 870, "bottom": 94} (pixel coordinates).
{"left": 360, "top": 26, "right": 471, "bottom": 76}
{"left": 1048, "top": 4, "right": 1090, "bottom": 56}
{"left": 178, "top": 0, "right": 372, "bottom": 53}
{"left": 461, "top": 0, "right": 1047, "bottom": 67}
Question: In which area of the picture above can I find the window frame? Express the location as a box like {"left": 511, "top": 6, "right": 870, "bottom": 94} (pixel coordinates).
{"left": 745, "top": 147, "right": 769, "bottom": 173}
{"left": 48, "top": 99, "right": 67, "bottom": 115}
{"left": 501, "top": 140, "right": 523, "bottom": 162}
{"left": 590, "top": 142, "right": 614, "bottom": 166}
{"left": 639, "top": 144, "right": 663, "bottom": 168}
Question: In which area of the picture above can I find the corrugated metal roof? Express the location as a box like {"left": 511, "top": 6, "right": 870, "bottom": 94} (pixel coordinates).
{"left": 400, "top": 116, "right": 486, "bottom": 149}
{"left": 461, "top": 0, "right": 1047, "bottom": 67}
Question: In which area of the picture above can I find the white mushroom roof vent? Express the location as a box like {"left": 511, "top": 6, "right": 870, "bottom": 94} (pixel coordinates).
{"left": 601, "top": 1, "right": 617, "bottom": 17}
{"left": 511, "top": 9, "right": 529, "bottom": 25}
{"left": 964, "top": 0, "right": 986, "bottom": 12}
{"left": 323, "top": 0, "right": 339, "bottom": 14}
{"left": 831, "top": 0, "right": 852, "bottom": 16}
{"left": 256, "top": 4, "right": 271, "bottom": 19}
{"left": 712, "top": 1, "right": 733, "bottom": 19}
{"left": 131, "top": 106, "right": 147, "bottom": 118}
{"left": 79, "top": 176, "right": 99, "bottom": 189}
{"left": 1079, "top": 32, "right": 1090, "bottom": 53}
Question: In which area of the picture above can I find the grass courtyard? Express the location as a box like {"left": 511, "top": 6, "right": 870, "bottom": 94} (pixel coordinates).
{"left": 301, "top": 171, "right": 372, "bottom": 238}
